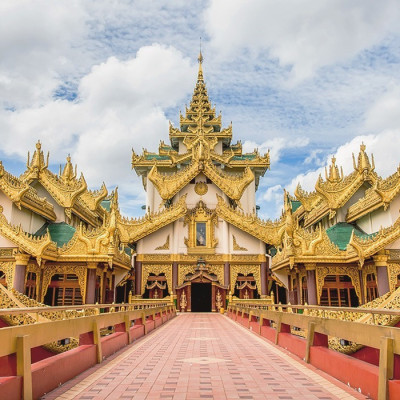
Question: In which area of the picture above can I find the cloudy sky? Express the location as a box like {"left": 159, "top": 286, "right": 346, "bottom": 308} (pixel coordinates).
{"left": 1, "top": 0, "right": 400, "bottom": 219}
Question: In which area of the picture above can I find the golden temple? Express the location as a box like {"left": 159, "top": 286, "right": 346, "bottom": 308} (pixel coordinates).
{"left": 1, "top": 54, "right": 400, "bottom": 312}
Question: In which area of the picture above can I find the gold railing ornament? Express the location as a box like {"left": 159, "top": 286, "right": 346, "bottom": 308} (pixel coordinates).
{"left": 216, "top": 289, "right": 223, "bottom": 311}
{"left": 180, "top": 291, "right": 187, "bottom": 312}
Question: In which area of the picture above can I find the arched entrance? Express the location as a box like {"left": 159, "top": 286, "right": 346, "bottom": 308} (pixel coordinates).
{"left": 191, "top": 282, "right": 211, "bottom": 312}
{"left": 176, "top": 259, "right": 227, "bottom": 312}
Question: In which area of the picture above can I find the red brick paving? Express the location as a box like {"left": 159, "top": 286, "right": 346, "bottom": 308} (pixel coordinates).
{"left": 43, "top": 313, "right": 368, "bottom": 399}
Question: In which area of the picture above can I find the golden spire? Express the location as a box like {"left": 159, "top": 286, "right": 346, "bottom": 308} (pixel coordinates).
{"left": 197, "top": 39, "right": 204, "bottom": 82}
{"left": 325, "top": 156, "right": 343, "bottom": 183}
{"left": 61, "top": 154, "right": 77, "bottom": 184}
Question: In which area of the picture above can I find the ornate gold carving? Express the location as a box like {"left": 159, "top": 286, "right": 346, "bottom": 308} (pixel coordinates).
{"left": 316, "top": 266, "right": 361, "bottom": 304}
{"left": 178, "top": 264, "right": 197, "bottom": 285}
{"left": 207, "top": 264, "right": 224, "bottom": 284}
{"left": 141, "top": 264, "right": 172, "bottom": 295}
{"left": 194, "top": 181, "right": 208, "bottom": 196}
{"left": 232, "top": 235, "right": 247, "bottom": 251}
{"left": 117, "top": 195, "right": 187, "bottom": 244}
{"left": 349, "top": 217, "right": 400, "bottom": 266}
{"left": 0, "top": 261, "right": 15, "bottom": 288}
{"left": 41, "top": 265, "right": 87, "bottom": 303}
{"left": 216, "top": 195, "right": 284, "bottom": 246}
{"left": 296, "top": 144, "right": 379, "bottom": 227}
{"left": 388, "top": 262, "right": 400, "bottom": 292}
{"left": 132, "top": 55, "right": 269, "bottom": 201}
{"left": 155, "top": 235, "right": 170, "bottom": 250}
{"left": 0, "top": 206, "right": 55, "bottom": 263}
{"left": 230, "top": 264, "right": 261, "bottom": 293}
{"left": 184, "top": 200, "right": 218, "bottom": 252}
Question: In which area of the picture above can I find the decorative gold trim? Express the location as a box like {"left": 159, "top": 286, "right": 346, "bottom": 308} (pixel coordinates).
{"left": 184, "top": 200, "right": 218, "bottom": 252}
{"left": 141, "top": 264, "right": 172, "bottom": 296}
{"left": 232, "top": 235, "right": 247, "bottom": 251}
{"left": 41, "top": 265, "right": 87, "bottom": 303}
{"left": 316, "top": 266, "right": 361, "bottom": 304}
{"left": 0, "top": 261, "right": 15, "bottom": 288}
{"left": 194, "top": 182, "right": 208, "bottom": 196}
{"left": 155, "top": 235, "right": 170, "bottom": 250}
{"left": 388, "top": 262, "right": 400, "bottom": 292}
{"left": 230, "top": 264, "right": 261, "bottom": 293}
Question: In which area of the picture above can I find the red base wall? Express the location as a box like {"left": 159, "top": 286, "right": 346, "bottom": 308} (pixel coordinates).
{"left": 278, "top": 333, "right": 306, "bottom": 360}
{"left": 310, "top": 346, "right": 378, "bottom": 399}
{"left": 32, "top": 345, "right": 96, "bottom": 399}
{"left": 0, "top": 376, "right": 21, "bottom": 400}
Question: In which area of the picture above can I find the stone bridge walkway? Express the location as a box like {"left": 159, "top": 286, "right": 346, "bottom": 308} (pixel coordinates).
{"left": 43, "top": 314, "right": 367, "bottom": 400}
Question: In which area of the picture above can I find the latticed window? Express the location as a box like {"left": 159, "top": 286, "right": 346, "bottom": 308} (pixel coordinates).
{"left": 25, "top": 272, "right": 37, "bottom": 299}
{"left": 44, "top": 274, "right": 82, "bottom": 306}
{"left": 365, "top": 273, "right": 378, "bottom": 303}
{"left": 320, "top": 275, "right": 359, "bottom": 307}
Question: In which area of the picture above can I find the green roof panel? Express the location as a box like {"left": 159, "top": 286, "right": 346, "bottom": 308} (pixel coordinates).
{"left": 326, "top": 222, "right": 372, "bottom": 251}
{"left": 47, "top": 222, "right": 76, "bottom": 247}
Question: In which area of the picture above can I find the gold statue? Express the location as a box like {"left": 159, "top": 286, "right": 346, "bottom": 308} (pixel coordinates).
{"left": 180, "top": 290, "right": 187, "bottom": 312}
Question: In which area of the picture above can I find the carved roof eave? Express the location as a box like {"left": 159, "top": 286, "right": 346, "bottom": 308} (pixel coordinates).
{"left": 0, "top": 166, "right": 57, "bottom": 221}
{"left": 22, "top": 168, "right": 88, "bottom": 212}
{"left": 79, "top": 183, "right": 108, "bottom": 212}
{"left": 348, "top": 216, "right": 400, "bottom": 266}
{"left": 117, "top": 194, "right": 188, "bottom": 244}
{"left": 148, "top": 160, "right": 255, "bottom": 202}
{"left": 0, "top": 207, "right": 57, "bottom": 262}
{"left": 215, "top": 195, "right": 285, "bottom": 246}
{"left": 271, "top": 254, "right": 358, "bottom": 271}
{"left": 346, "top": 171, "right": 400, "bottom": 222}
{"left": 56, "top": 224, "right": 131, "bottom": 269}
{"left": 71, "top": 198, "right": 100, "bottom": 227}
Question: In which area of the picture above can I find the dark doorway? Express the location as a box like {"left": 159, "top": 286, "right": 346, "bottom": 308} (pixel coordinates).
{"left": 191, "top": 283, "right": 211, "bottom": 312}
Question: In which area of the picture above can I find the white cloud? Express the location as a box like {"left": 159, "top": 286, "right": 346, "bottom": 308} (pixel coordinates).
{"left": 205, "top": 0, "right": 400, "bottom": 81}
{"left": 364, "top": 87, "right": 400, "bottom": 132}
{"left": 286, "top": 130, "right": 400, "bottom": 195}
{"left": 243, "top": 136, "right": 310, "bottom": 164}
{"left": 0, "top": 0, "right": 88, "bottom": 108}
{"left": 0, "top": 44, "right": 196, "bottom": 213}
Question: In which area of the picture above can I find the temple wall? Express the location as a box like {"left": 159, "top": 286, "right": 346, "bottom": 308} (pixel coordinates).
{"left": 11, "top": 203, "right": 45, "bottom": 234}
{"left": 0, "top": 192, "right": 12, "bottom": 220}
{"left": 358, "top": 206, "right": 392, "bottom": 234}
{"left": 140, "top": 225, "right": 173, "bottom": 253}
{"left": 32, "top": 182, "right": 65, "bottom": 222}
{"left": 229, "top": 225, "right": 263, "bottom": 254}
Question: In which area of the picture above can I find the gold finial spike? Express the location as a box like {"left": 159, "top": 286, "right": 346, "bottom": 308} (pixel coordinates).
{"left": 197, "top": 37, "right": 204, "bottom": 82}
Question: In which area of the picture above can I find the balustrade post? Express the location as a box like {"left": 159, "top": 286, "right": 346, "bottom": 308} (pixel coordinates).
{"left": 93, "top": 321, "right": 103, "bottom": 363}
{"left": 124, "top": 314, "right": 132, "bottom": 343}
{"left": 17, "top": 335, "right": 32, "bottom": 400}
{"left": 275, "top": 314, "right": 282, "bottom": 345}
{"left": 378, "top": 336, "right": 394, "bottom": 400}
{"left": 305, "top": 322, "right": 315, "bottom": 363}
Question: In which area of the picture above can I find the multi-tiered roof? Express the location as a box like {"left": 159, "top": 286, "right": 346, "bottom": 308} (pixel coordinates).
{"left": 132, "top": 53, "right": 270, "bottom": 202}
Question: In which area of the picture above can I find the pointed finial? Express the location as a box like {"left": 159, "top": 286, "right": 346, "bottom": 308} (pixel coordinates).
{"left": 198, "top": 37, "right": 203, "bottom": 64}
{"left": 197, "top": 37, "right": 204, "bottom": 82}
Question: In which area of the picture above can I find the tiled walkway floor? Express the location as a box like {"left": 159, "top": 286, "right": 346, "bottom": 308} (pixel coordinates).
{"left": 44, "top": 314, "right": 368, "bottom": 400}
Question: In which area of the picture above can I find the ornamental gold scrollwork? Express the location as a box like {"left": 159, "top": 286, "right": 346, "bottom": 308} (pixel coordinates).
{"left": 316, "top": 266, "right": 361, "bottom": 304}
{"left": 155, "top": 235, "right": 170, "bottom": 250}
{"left": 232, "top": 235, "right": 247, "bottom": 251}
{"left": 230, "top": 264, "right": 261, "bottom": 293}
{"left": 25, "top": 262, "right": 41, "bottom": 298}
{"left": 141, "top": 264, "right": 172, "bottom": 296}
{"left": 0, "top": 261, "right": 15, "bottom": 288}
{"left": 41, "top": 265, "right": 87, "bottom": 303}
{"left": 178, "top": 264, "right": 197, "bottom": 285}
{"left": 388, "top": 262, "right": 400, "bottom": 292}
{"left": 207, "top": 264, "right": 224, "bottom": 284}
{"left": 362, "top": 264, "right": 377, "bottom": 296}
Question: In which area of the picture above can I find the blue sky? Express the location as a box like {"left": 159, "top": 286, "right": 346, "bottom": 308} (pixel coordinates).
{"left": 1, "top": 0, "right": 400, "bottom": 219}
